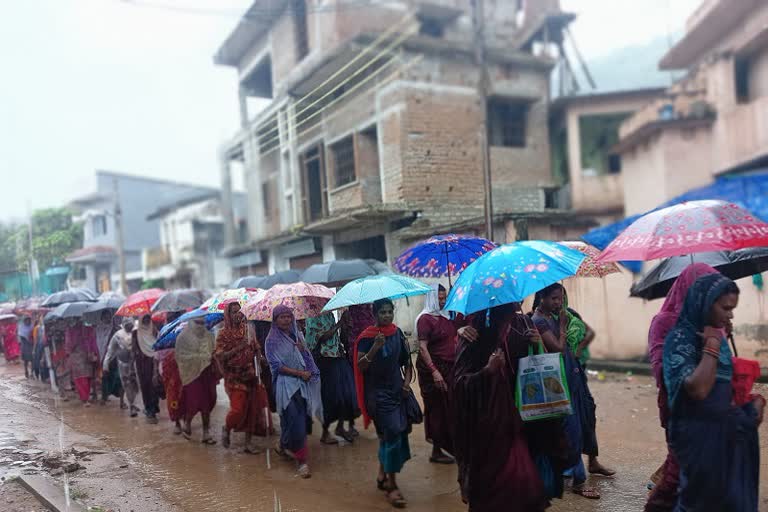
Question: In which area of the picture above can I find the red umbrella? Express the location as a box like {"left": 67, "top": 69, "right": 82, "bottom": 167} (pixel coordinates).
{"left": 597, "top": 200, "right": 768, "bottom": 262}
{"left": 116, "top": 289, "right": 165, "bottom": 317}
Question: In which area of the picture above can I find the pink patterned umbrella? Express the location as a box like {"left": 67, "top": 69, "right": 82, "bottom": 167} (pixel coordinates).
{"left": 559, "top": 241, "right": 621, "bottom": 278}
{"left": 597, "top": 200, "right": 768, "bottom": 262}
{"left": 242, "top": 282, "right": 335, "bottom": 321}
{"left": 206, "top": 288, "right": 264, "bottom": 313}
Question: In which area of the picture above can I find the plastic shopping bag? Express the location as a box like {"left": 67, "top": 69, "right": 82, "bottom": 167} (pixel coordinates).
{"left": 516, "top": 345, "right": 572, "bottom": 422}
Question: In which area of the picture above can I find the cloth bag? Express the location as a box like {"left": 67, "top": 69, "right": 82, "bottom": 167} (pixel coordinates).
{"left": 516, "top": 344, "right": 572, "bottom": 422}
{"left": 729, "top": 335, "right": 761, "bottom": 407}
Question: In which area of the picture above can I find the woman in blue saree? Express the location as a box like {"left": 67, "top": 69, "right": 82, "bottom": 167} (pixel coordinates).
{"left": 354, "top": 298, "right": 416, "bottom": 509}
{"left": 664, "top": 274, "right": 764, "bottom": 511}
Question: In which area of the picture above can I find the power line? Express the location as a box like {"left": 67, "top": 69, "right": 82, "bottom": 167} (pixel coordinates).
{"left": 118, "top": 0, "right": 377, "bottom": 19}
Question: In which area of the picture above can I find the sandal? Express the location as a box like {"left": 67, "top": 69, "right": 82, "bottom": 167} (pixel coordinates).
{"left": 182, "top": 430, "right": 192, "bottom": 441}
{"left": 320, "top": 434, "right": 339, "bottom": 445}
{"left": 386, "top": 488, "right": 407, "bottom": 508}
{"left": 201, "top": 437, "right": 217, "bottom": 445}
{"left": 589, "top": 466, "right": 616, "bottom": 477}
{"left": 429, "top": 454, "right": 455, "bottom": 465}
{"left": 274, "top": 441, "right": 290, "bottom": 459}
{"left": 297, "top": 464, "right": 312, "bottom": 479}
{"left": 336, "top": 429, "right": 354, "bottom": 443}
{"left": 573, "top": 485, "right": 601, "bottom": 500}
{"left": 244, "top": 446, "right": 263, "bottom": 455}
{"left": 376, "top": 477, "right": 387, "bottom": 491}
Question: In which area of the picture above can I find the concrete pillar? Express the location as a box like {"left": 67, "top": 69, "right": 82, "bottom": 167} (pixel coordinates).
{"left": 219, "top": 152, "right": 237, "bottom": 249}
{"left": 238, "top": 86, "right": 249, "bottom": 130}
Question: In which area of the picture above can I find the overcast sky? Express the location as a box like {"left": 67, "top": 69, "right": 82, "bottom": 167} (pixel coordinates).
{"left": 0, "top": 0, "right": 701, "bottom": 221}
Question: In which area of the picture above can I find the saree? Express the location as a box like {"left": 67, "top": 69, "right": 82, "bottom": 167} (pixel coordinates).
{"left": 65, "top": 324, "right": 98, "bottom": 401}
{"left": 453, "top": 308, "right": 561, "bottom": 511}
{"left": 2, "top": 322, "right": 21, "bottom": 361}
{"left": 133, "top": 324, "right": 161, "bottom": 416}
{"left": 663, "top": 274, "right": 761, "bottom": 511}
{"left": 645, "top": 264, "right": 717, "bottom": 512}
{"left": 176, "top": 322, "right": 218, "bottom": 420}
{"left": 355, "top": 325, "right": 413, "bottom": 474}
{"left": 161, "top": 355, "right": 184, "bottom": 422}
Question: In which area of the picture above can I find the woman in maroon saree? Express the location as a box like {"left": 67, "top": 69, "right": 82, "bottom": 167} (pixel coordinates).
{"left": 453, "top": 303, "right": 567, "bottom": 512}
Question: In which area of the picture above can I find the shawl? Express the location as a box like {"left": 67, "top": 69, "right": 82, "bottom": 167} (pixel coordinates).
{"left": 663, "top": 273, "right": 735, "bottom": 409}
{"left": 265, "top": 305, "right": 322, "bottom": 419}
{"left": 414, "top": 285, "right": 450, "bottom": 335}
{"left": 175, "top": 320, "right": 215, "bottom": 386}
{"left": 95, "top": 321, "right": 114, "bottom": 360}
{"left": 305, "top": 313, "right": 342, "bottom": 358}
{"left": 352, "top": 322, "right": 398, "bottom": 428}
{"left": 136, "top": 317, "right": 157, "bottom": 358}
{"left": 648, "top": 263, "right": 718, "bottom": 382}
{"left": 214, "top": 304, "right": 255, "bottom": 386}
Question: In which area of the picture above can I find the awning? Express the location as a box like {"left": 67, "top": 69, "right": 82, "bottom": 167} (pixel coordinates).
{"left": 582, "top": 170, "right": 768, "bottom": 272}
{"left": 44, "top": 266, "right": 70, "bottom": 276}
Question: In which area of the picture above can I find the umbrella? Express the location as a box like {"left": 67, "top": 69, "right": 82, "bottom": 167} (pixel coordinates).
{"left": 299, "top": 259, "right": 384, "bottom": 287}
{"left": 394, "top": 234, "right": 497, "bottom": 287}
{"left": 83, "top": 292, "right": 126, "bottom": 316}
{"left": 48, "top": 301, "right": 93, "bottom": 320}
{"left": 151, "top": 289, "right": 209, "bottom": 313}
{"left": 443, "top": 241, "right": 586, "bottom": 316}
{"left": 0, "top": 314, "right": 17, "bottom": 323}
{"left": 207, "top": 288, "right": 265, "bottom": 313}
{"left": 243, "top": 282, "right": 335, "bottom": 321}
{"left": 14, "top": 296, "right": 48, "bottom": 315}
{"left": 558, "top": 241, "right": 621, "bottom": 278}
{"left": 0, "top": 303, "right": 16, "bottom": 316}
{"left": 630, "top": 247, "right": 768, "bottom": 300}
{"left": 232, "top": 275, "right": 267, "bottom": 288}
{"left": 322, "top": 275, "right": 432, "bottom": 312}
{"left": 597, "top": 200, "right": 768, "bottom": 262}
{"left": 41, "top": 288, "right": 97, "bottom": 308}
{"left": 115, "top": 288, "right": 165, "bottom": 317}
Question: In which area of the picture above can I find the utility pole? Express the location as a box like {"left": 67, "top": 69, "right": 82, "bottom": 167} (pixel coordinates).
{"left": 26, "top": 204, "right": 37, "bottom": 296}
{"left": 113, "top": 178, "right": 128, "bottom": 294}
{"left": 472, "top": 0, "right": 494, "bottom": 241}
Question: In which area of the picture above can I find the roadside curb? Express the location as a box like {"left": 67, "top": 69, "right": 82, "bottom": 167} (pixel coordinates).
{"left": 17, "top": 475, "right": 86, "bottom": 512}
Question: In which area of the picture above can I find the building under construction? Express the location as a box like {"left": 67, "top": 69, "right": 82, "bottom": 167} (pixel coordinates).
{"left": 216, "top": 0, "right": 590, "bottom": 276}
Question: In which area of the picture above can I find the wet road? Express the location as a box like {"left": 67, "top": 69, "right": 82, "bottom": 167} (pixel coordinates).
{"left": 2, "top": 364, "right": 767, "bottom": 511}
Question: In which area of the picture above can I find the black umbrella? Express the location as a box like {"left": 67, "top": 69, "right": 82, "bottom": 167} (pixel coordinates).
{"left": 48, "top": 301, "right": 93, "bottom": 321}
{"left": 231, "top": 275, "right": 267, "bottom": 288}
{"left": 41, "top": 288, "right": 97, "bottom": 308}
{"left": 151, "top": 289, "right": 209, "bottom": 313}
{"left": 257, "top": 270, "right": 301, "bottom": 289}
{"left": 630, "top": 247, "right": 768, "bottom": 300}
{"left": 300, "top": 259, "right": 387, "bottom": 287}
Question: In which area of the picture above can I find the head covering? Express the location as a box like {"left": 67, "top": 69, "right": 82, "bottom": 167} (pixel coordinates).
{"left": 663, "top": 273, "right": 736, "bottom": 409}
{"left": 135, "top": 315, "right": 157, "bottom": 357}
{"left": 265, "top": 305, "right": 322, "bottom": 419}
{"left": 95, "top": 316, "right": 114, "bottom": 360}
{"left": 415, "top": 284, "right": 450, "bottom": 335}
{"left": 648, "top": 264, "right": 718, "bottom": 380}
{"left": 175, "top": 319, "right": 215, "bottom": 386}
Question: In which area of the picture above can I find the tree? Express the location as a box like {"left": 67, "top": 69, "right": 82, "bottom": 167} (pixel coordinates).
{"left": 9, "top": 208, "right": 83, "bottom": 271}
{"left": 0, "top": 221, "right": 21, "bottom": 273}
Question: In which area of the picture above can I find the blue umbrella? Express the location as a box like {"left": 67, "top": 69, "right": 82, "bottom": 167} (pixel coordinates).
{"left": 322, "top": 275, "right": 432, "bottom": 312}
{"left": 394, "top": 234, "right": 497, "bottom": 287}
{"left": 444, "top": 241, "right": 586, "bottom": 316}
{"left": 153, "top": 309, "right": 223, "bottom": 351}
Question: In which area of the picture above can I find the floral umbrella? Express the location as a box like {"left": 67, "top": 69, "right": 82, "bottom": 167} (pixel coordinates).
{"left": 558, "top": 241, "right": 620, "bottom": 278}
{"left": 394, "top": 234, "right": 497, "bottom": 287}
{"left": 115, "top": 288, "right": 165, "bottom": 317}
{"left": 597, "top": 200, "right": 768, "bottom": 262}
{"left": 243, "top": 282, "right": 335, "bottom": 321}
{"left": 206, "top": 288, "right": 264, "bottom": 313}
{"left": 443, "top": 241, "right": 585, "bottom": 316}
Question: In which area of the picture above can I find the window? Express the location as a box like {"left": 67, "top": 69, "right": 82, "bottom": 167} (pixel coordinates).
{"left": 487, "top": 99, "right": 528, "bottom": 147}
{"left": 292, "top": 0, "right": 309, "bottom": 61}
{"left": 262, "top": 182, "right": 272, "bottom": 219}
{"left": 330, "top": 136, "right": 356, "bottom": 187}
{"left": 92, "top": 215, "right": 107, "bottom": 237}
{"left": 735, "top": 56, "right": 751, "bottom": 104}
{"left": 418, "top": 17, "right": 445, "bottom": 38}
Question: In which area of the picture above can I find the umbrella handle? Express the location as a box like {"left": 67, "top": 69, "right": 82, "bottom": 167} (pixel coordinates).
{"left": 728, "top": 334, "right": 738, "bottom": 357}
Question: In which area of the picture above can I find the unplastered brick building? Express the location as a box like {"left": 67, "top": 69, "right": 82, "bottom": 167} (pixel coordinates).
{"left": 216, "top": 0, "right": 588, "bottom": 277}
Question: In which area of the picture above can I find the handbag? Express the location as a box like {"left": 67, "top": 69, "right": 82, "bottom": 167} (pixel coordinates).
{"left": 729, "top": 334, "right": 761, "bottom": 407}
{"left": 404, "top": 388, "right": 423, "bottom": 425}
{"left": 515, "top": 343, "right": 572, "bottom": 422}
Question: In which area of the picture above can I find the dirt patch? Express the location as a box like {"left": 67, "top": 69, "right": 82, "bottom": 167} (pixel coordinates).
{"left": 0, "top": 480, "right": 48, "bottom": 512}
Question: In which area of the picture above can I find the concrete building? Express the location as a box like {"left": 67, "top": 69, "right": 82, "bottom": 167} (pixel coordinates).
{"left": 144, "top": 192, "right": 247, "bottom": 290}
{"left": 568, "top": 0, "right": 768, "bottom": 370}
{"left": 67, "top": 171, "right": 221, "bottom": 293}
{"left": 216, "top": 0, "right": 585, "bottom": 276}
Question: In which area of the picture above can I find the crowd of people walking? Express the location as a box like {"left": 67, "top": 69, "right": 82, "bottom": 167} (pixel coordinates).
{"left": 1, "top": 262, "right": 764, "bottom": 511}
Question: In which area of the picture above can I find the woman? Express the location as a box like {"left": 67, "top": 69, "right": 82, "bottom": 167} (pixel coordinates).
{"left": 305, "top": 311, "right": 359, "bottom": 444}
{"left": 133, "top": 314, "right": 161, "bottom": 424}
{"left": 104, "top": 320, "right": 138, "bottom": 416}
{"left": 645, "top": 263, "right": 717, "bottom": 512}
{"left": 355, "top": 299, "right": 417, "bottom": 508}
{"left": 531, "top": 283, "right": 603, "bottom": 499}
{"left": 65, "top": 319, "right": 99, "bottom": 406}
{"left": 663, "top": 274, "right": 764, "bottom": 511}
{"left": 32, "top": 316, "right": 48, "bottom": 382}
{"left": 161, "top": 311, "right": 186, "bottom": 435}
{"left": 0, "top": 318, "right": 21, "bottom": 364}
{"left": 266, "top": 305, "right": 323, "bottom": 478}
{"left": 453, "top": 303, "right": 567, "bottom": 511}
{"left": 175, "top": 317, "right": 218, "bottom": 444}
{"left": 19, "top": 316, "right": 34, "bottom": 378}
{"left": 415, "top": 284, "right": 456, "bottom": 464}
{"left": 215, "top": 302, "right": 272, "bottom": 454}
{"left": 339, "top": 304, "right": 375, "bottom": 438}
{"left": 96, "top": 312, "right": 122, "bottom": 405}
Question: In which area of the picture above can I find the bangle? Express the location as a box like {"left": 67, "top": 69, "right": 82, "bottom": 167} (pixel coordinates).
{"left": 702, "top": 347, "right": 720, "bottom": 359}
{"left": 362, "top": 354, "right": 371, "bottom": 363}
